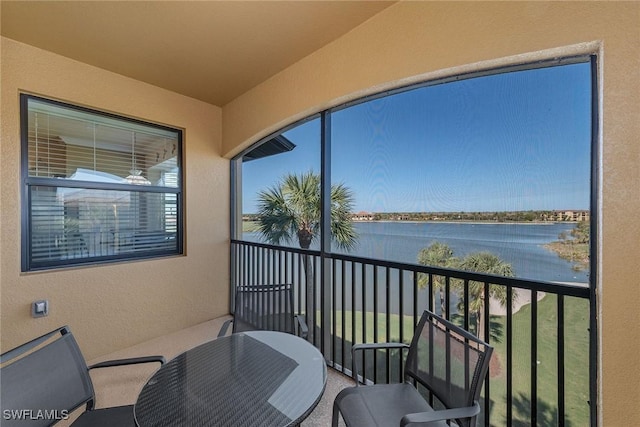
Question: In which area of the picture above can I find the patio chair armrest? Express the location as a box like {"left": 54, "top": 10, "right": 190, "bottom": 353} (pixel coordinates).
{"left": 217, "top": 319, "right": 233, "bottom": 337}
{"left": 400, "top": 401, "right": 481, "bottom": 427}
{"left": 88, "top": 355, "right": 165, "bottom": 370}
{"left": 351, "top": 342, "right": 410, "bottom": 386}
{"left": 353, "top": 342, "right": 410, "bottom": 352}
{"left": 294, "top": 314, "right": 309, "bottom": 339}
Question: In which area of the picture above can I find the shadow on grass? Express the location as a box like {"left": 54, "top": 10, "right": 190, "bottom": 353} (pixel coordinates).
{"left": 449, "top": 314, "right": 505, "bottom": 343}
{"left": 510, "top": 392, "right": 572, "bottom": 427}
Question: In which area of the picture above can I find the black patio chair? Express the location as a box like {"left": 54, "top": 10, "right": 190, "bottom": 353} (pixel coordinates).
{"left": 333, "top": 310, "right": 493, "bottom": 427}
{"left": 0, "top": 326, "right": 165, "bottom": 427}
{"left": 218, "top": 283, "right": 308, "bottom": 339}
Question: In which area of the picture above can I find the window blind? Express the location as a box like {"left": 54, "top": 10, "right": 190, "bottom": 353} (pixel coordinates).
{"left": 23, "top": 95, "right": 182, "bottom": 270}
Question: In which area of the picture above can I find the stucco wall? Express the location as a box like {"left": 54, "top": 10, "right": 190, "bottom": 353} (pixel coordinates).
{"left": 221, "top": 2, "right": 640, "bottom": 425}
{"left": 1, "top": 38, "right": 229, "bottom": 360}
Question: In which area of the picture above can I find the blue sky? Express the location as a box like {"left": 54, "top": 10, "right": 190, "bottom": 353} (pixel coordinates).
{"left": 242, "top": 62, "right": 592, "bottom": 213}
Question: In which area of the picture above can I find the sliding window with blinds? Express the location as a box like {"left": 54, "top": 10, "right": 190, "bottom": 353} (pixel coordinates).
{"left": 21, "top": 95, "right": 183, "bottom": 271}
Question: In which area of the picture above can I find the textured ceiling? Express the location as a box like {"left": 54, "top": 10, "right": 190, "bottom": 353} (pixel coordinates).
{"left": 1, "top": 1, "right": 394, "bottom": 106}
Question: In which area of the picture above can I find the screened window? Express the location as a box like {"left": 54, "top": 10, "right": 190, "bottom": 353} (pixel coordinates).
{"left": 240, "top": 118, "right": 321, "bottom": 249}
{"left": 232, "top": 58, "right": 596, "bottom": 427}
{"left": 21, "top": 95, "right": 183, "bottom": 271}
{"left": 237, "top": 62, "right": 593, "bottom": 283}
{"left": 330, "top": 62, "right": 592, "bottom": 284}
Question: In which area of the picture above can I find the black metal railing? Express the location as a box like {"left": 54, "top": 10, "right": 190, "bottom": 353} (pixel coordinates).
{"left": 230, "top": 239, "right": 592, "bottom": 427}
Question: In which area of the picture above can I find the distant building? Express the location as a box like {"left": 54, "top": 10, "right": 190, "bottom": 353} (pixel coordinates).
{"left": 546, "top": 210, "right": 590, "bottom": 222}
{"left": 352, "top": 211, "right": 374, "bottom": 221}
{"left": 556, "top": 211, "right": 589, "bottom": 221}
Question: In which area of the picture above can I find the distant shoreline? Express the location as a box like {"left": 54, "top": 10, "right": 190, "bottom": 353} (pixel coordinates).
{"left": 352, "top": 219, "right": 565, "bottom": 226}
{"left": 246, "top": 210, "right": 590, "bottom": 224}
{"left": 242, "top": 219, "right": 570, "bottom": 232}
{"left": 245, "top": 218, "right": 580, "bottom": 227}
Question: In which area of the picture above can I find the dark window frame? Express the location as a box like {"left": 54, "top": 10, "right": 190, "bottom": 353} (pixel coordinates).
{"left": 20, "top": 94, "right": 184, "bottom": 271}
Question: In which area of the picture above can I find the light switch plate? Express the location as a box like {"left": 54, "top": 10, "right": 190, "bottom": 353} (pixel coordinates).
{"left": 32, "top": 300, "right": 49, "bottom": 317}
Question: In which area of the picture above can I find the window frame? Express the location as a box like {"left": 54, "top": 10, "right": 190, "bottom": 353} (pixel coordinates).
{"left": 20, "top": 94, "right": 184, "bottom": 271}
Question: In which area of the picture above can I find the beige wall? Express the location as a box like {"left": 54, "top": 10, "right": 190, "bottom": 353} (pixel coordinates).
{"left": 1, "top": 38, "right": 229, "bottom": 360}
{"left": 221, "top": 2, "right": 640, "bottom": 425}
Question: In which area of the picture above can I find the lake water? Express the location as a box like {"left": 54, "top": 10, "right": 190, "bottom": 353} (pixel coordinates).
{"left": 244, "top": 221, "right": 589, "bottom": 284}
{"left": 351, "top": 221, "right": 588, "bottom": 283}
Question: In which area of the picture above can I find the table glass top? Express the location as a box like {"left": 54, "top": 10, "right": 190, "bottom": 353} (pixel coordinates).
{"left": 134, "top": 331, "right": 327, "bottom": 427}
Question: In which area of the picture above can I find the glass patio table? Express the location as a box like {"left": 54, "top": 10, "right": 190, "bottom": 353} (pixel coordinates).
{"left": 134, "top": 330, "right": 327, "bottom": 427}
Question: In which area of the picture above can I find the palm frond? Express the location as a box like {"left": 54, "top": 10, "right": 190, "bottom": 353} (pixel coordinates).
{"left": 330, "top": 182, "right": 357, "bottom": 250}
{"left": 416, "top": 242, "right": 459, "bottom": 288}
{"left": 255, "top": 171, "right": 358, "bottom": 251}
{"left": 256, "top": 185, "right": 297, "bottom": 245}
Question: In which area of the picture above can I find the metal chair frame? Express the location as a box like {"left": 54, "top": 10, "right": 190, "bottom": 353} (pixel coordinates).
{"left": 333, "top": 310, "right": 493, "bottom": 427}
{"left": 0, "top": 326, "right": 164, "bottom": 427}
{"left": 218, "top": 283, "right": 308, "bottom": 339}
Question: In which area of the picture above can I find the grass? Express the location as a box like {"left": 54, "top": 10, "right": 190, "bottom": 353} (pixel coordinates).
{"left": 326, "top": 295, "right": 590, "bottom": 426}
{"left": 487, "top": 294, "right": 590, "bottom": 426}
{"left": 242, "top": 221, "right": 260, "bottom": 232}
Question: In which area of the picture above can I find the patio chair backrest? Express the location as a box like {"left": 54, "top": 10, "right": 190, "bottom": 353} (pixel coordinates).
{"left": 404, "top": 311, "right": 493, "bottom": 427}
{"left": 233, "top": 284, "right": 296, "bottom": 334}
{"left": 0, "top": 326, "right": 94, "bottom": 427}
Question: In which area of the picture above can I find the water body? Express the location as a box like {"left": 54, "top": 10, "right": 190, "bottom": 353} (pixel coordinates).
{"left": 347, "top": 221, "right": 588, "bottom": 284}
{"left": 244, "top": 221, "right": 589, "bottom": 284}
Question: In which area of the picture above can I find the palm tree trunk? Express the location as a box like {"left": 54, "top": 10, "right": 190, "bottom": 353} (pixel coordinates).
{"left": 476, "top": 309, "right": 484, "bottom": 340}
{"left": 298, "top": 228, "right": 314, "bottom": 343}
{"left": 439, "top": 287, "right": 446, "bottom": 319}
{"left": 302, "top": 253, "right": 314, "bottom": 343}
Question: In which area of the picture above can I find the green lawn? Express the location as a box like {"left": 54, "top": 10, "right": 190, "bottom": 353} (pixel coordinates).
{"left": 487, "top": 294, "right": 590, "bottom": 426}
{"left": 327, "top": 295, "right": 590, "bottom": 426}
{"left": 242, "top": 221, "right": 260, "bottom": 232}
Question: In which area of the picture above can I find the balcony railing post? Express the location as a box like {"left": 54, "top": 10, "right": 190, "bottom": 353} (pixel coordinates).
{"left": 321, "top": 256, "right": 332, "bottom": 358}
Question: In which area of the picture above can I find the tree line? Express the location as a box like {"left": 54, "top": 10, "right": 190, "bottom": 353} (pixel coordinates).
{"left": 358, "top": 210, "right": 586, "bottom": 222}
{"left": 246, "top": 210, "right": 589, "bottom": 223}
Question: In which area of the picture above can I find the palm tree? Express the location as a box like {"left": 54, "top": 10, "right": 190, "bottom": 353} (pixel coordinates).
{"left": 417, "top": 242, "right": 459, "bottom": 317}
{"left": 457, "top": 251, "right": 516, "bottom": 340}
{"left": 256, "top": 171, "right": 357, "bottom": 340}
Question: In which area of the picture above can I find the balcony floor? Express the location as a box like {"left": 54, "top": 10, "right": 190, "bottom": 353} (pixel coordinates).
{"left": 60, "top": 317, "right": 354, "bottom": 426}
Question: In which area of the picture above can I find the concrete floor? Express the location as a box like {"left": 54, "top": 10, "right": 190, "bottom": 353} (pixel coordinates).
{"left": 60, "top": 317, "right": 354, "bottom": 426}
{"left": 301, "top": 368, "right": 353, "bottom": 427}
